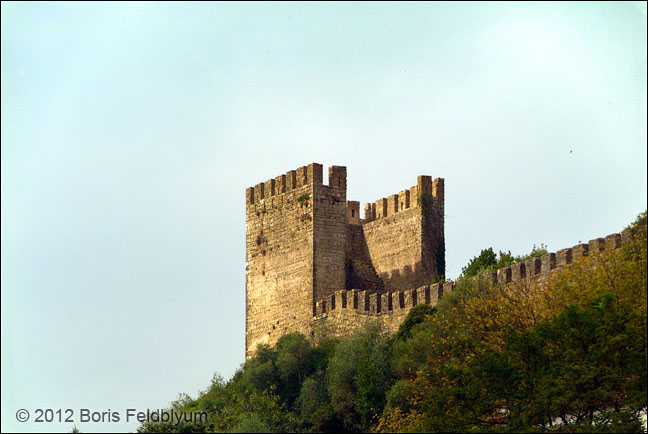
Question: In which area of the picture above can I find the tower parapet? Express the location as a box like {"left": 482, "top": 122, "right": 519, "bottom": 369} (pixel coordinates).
{"left": 245, "top": 163, "right": 326, "bottom": 206}
{"left": 245, "top": 163, "right": 444, "bottom": 358}
{"left": 361, "top": 175, "right": 444, "bottom": 222}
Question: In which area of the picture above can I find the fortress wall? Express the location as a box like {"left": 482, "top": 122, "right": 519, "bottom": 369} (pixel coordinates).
{"left": 359, "top": 176, "right": 445, "bottom": 291}
{"left": 247, "top": 162, "right": 637, "bottom": 357}
{"left": 468, "top": 231, "right": 627, "bottom": 287}
{"left": 245, "top": 164, "right": 322, "bottom": 358}
{"left": 346, "top": 200, "right": 361, "bottom": 225}
{"left": 422, "top": 178, "right": 445, "bottom": 278}
{"left": 313, "top": 282, "right": 453, "bottom": 335}
{"left": 312, "top": 166, "right": 348, "bottom": 303}
{"left": 361, "top": 208, "right": 426, "bottom": 291}
{"left": 345, "top": 224, "right": 385, "bottom": 291}
{"left": 246, "top": 164, "right": 443, "bottom": 357}
{"left": 313, "top": 228, "right": 632, "bottom": 338}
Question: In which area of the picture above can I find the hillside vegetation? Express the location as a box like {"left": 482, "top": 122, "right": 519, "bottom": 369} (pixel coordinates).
{"left": 140, "top": 213, "right": 646, "bottom": 433}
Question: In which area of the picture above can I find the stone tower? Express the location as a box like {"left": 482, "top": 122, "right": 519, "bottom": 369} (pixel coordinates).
{"left": 245, "top": 163, "right": 444, "bottom": 358}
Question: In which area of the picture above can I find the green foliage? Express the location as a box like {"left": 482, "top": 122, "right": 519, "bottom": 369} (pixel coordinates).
{"left": 297, "top": 374, "right": 342, "bottom": 432}
{"left": 139, "top": 213, "right": 646, "bottom": 433}
{"left": 393, "top": 304, "right": 435, "bottom": 342}
{"left": 460, "top": 247, "right": 498, "bottom": 278}
{"left": 275, "top": 333, "right": 316, "bottom": 405}
{"left": 460, "top": 244, "right": 548, "bottom": 279}
{"left": 297, "top": 193, "right": 310, "bottom": 204}
{"left": 627, "top": 210, "right": 647, "bottom": 231}
{"left": 500, "top": 295, "right": 646, "bottom": 431}
{"left": 137, "top": 421, "right": 209, "bottom": 433}
{"left": 230, "top": 414, "right": 272, "bottom": 433}
{"left": 327, "top": 321, "right": 391, "bottom": 432}
{"left": 230, "top": 389, "right": 301, "bottom": 433}
{"left": 376, "top": 212, "right": 646, "bottom": 433}
{"left": 515, "top": 243, "right": 548, "bottom": 263}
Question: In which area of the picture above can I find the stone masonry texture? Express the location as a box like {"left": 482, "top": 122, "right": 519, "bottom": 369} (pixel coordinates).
{"left": 245, "top": 163, "right": 444, "bottom": 358}
{"left": 245, "top": 163, "right": 630, "bottom": 359}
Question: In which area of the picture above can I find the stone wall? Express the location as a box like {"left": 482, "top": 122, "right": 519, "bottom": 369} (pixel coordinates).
{"left": 246, "top": 162, "right": 634, "bottom": 359}
{"left": 345, "top": 223, "right": 385, "bottom": 291}
{"left": 312, "top": 166, "right": 347, "bottom": 304}
{"left": 356, "top": 175, "right": 445, "bottom": 291}
{"left": 245, "top": 163, "right": 446, "bottom": 358}
{"left": 312, "top": 229, "right": 632, "bottom": 338}
{"left": 245, "top": 164, "right": 319, "bottom": 358}
{"left": 313, "top": 282, "right": 449, "bottom": 335}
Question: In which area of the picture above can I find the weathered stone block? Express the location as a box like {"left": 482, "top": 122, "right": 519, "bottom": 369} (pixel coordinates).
{"left": 605, "top": 233, "right": 621, "bottom": 250}
{"left": 416, "top": 286, "right": 430, "bottom": 305}
{"left": 541, "top": 253, "right": 556, "bottom": 271}
{"left": 588, "top": 237, "right": 605, "bottom": 254}
{"left": 572, "top": 243, "right": 588, "bottom": 260}
{"left": 511, "top": 263, "right": 526, "bottom": 280}
{"left": 497, "top": 267, "right": 512, "bottom": 284}
{"left": 556, "top": 248, "right": 572, "bottom": 267}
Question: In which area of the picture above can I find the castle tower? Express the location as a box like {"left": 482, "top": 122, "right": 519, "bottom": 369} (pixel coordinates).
{"left": 344, "top": 175, "right": 445, "bottom": 292}
{"left": 245, "top": 164, "right": 347, "bottom": 358}
{"left": 245, "top": 163, "right": 444, "bottom": 358}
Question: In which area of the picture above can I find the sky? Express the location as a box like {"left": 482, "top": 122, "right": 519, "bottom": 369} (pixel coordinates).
{"left": 1, "top": 2, "right": 646, "bottom": 432}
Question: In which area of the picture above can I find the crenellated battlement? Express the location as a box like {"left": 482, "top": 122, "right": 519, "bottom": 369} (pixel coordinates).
{"left": 246, "top": 162, "right": 352, "bottom": 357}
{"left": 346, "top": 201, "right": 361, "bottom": 224}
{"left": 314, "top": 281, "right": 453, "bottom": 317}
{"left": 312, "top": 227, "right": 632, "bottom": 330}
{"left": 360, "top": 176, "right": 444, "bottom": 223}
{"left": 245, "top": 163, "right": 320, "bottom": 205}
{"left": 245, "top": 161, "right": 640, "bottom": 358}
{"left": 246, "top": 163, "right": 444, "bottom": 357}
{"left": 468, "top": 231, "right": 627, "bottom": 287}
{"left": 246, "top": 163, "right": 349, "bottom": 206}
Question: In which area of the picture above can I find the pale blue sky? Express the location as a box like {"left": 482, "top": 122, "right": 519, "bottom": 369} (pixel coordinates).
{"left": 2, "top": 2, "right": 646, "bottom": 432}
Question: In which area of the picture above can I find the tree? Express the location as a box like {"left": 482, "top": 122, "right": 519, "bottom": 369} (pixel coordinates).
{"left": 460, "top": 244, "right": 548, "bottom": 279}
{"left": 460, "top": 247, "right": 498, "bottom": 278}
{"left": 327, "top": 321, "right": 391, "bottom": 432}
